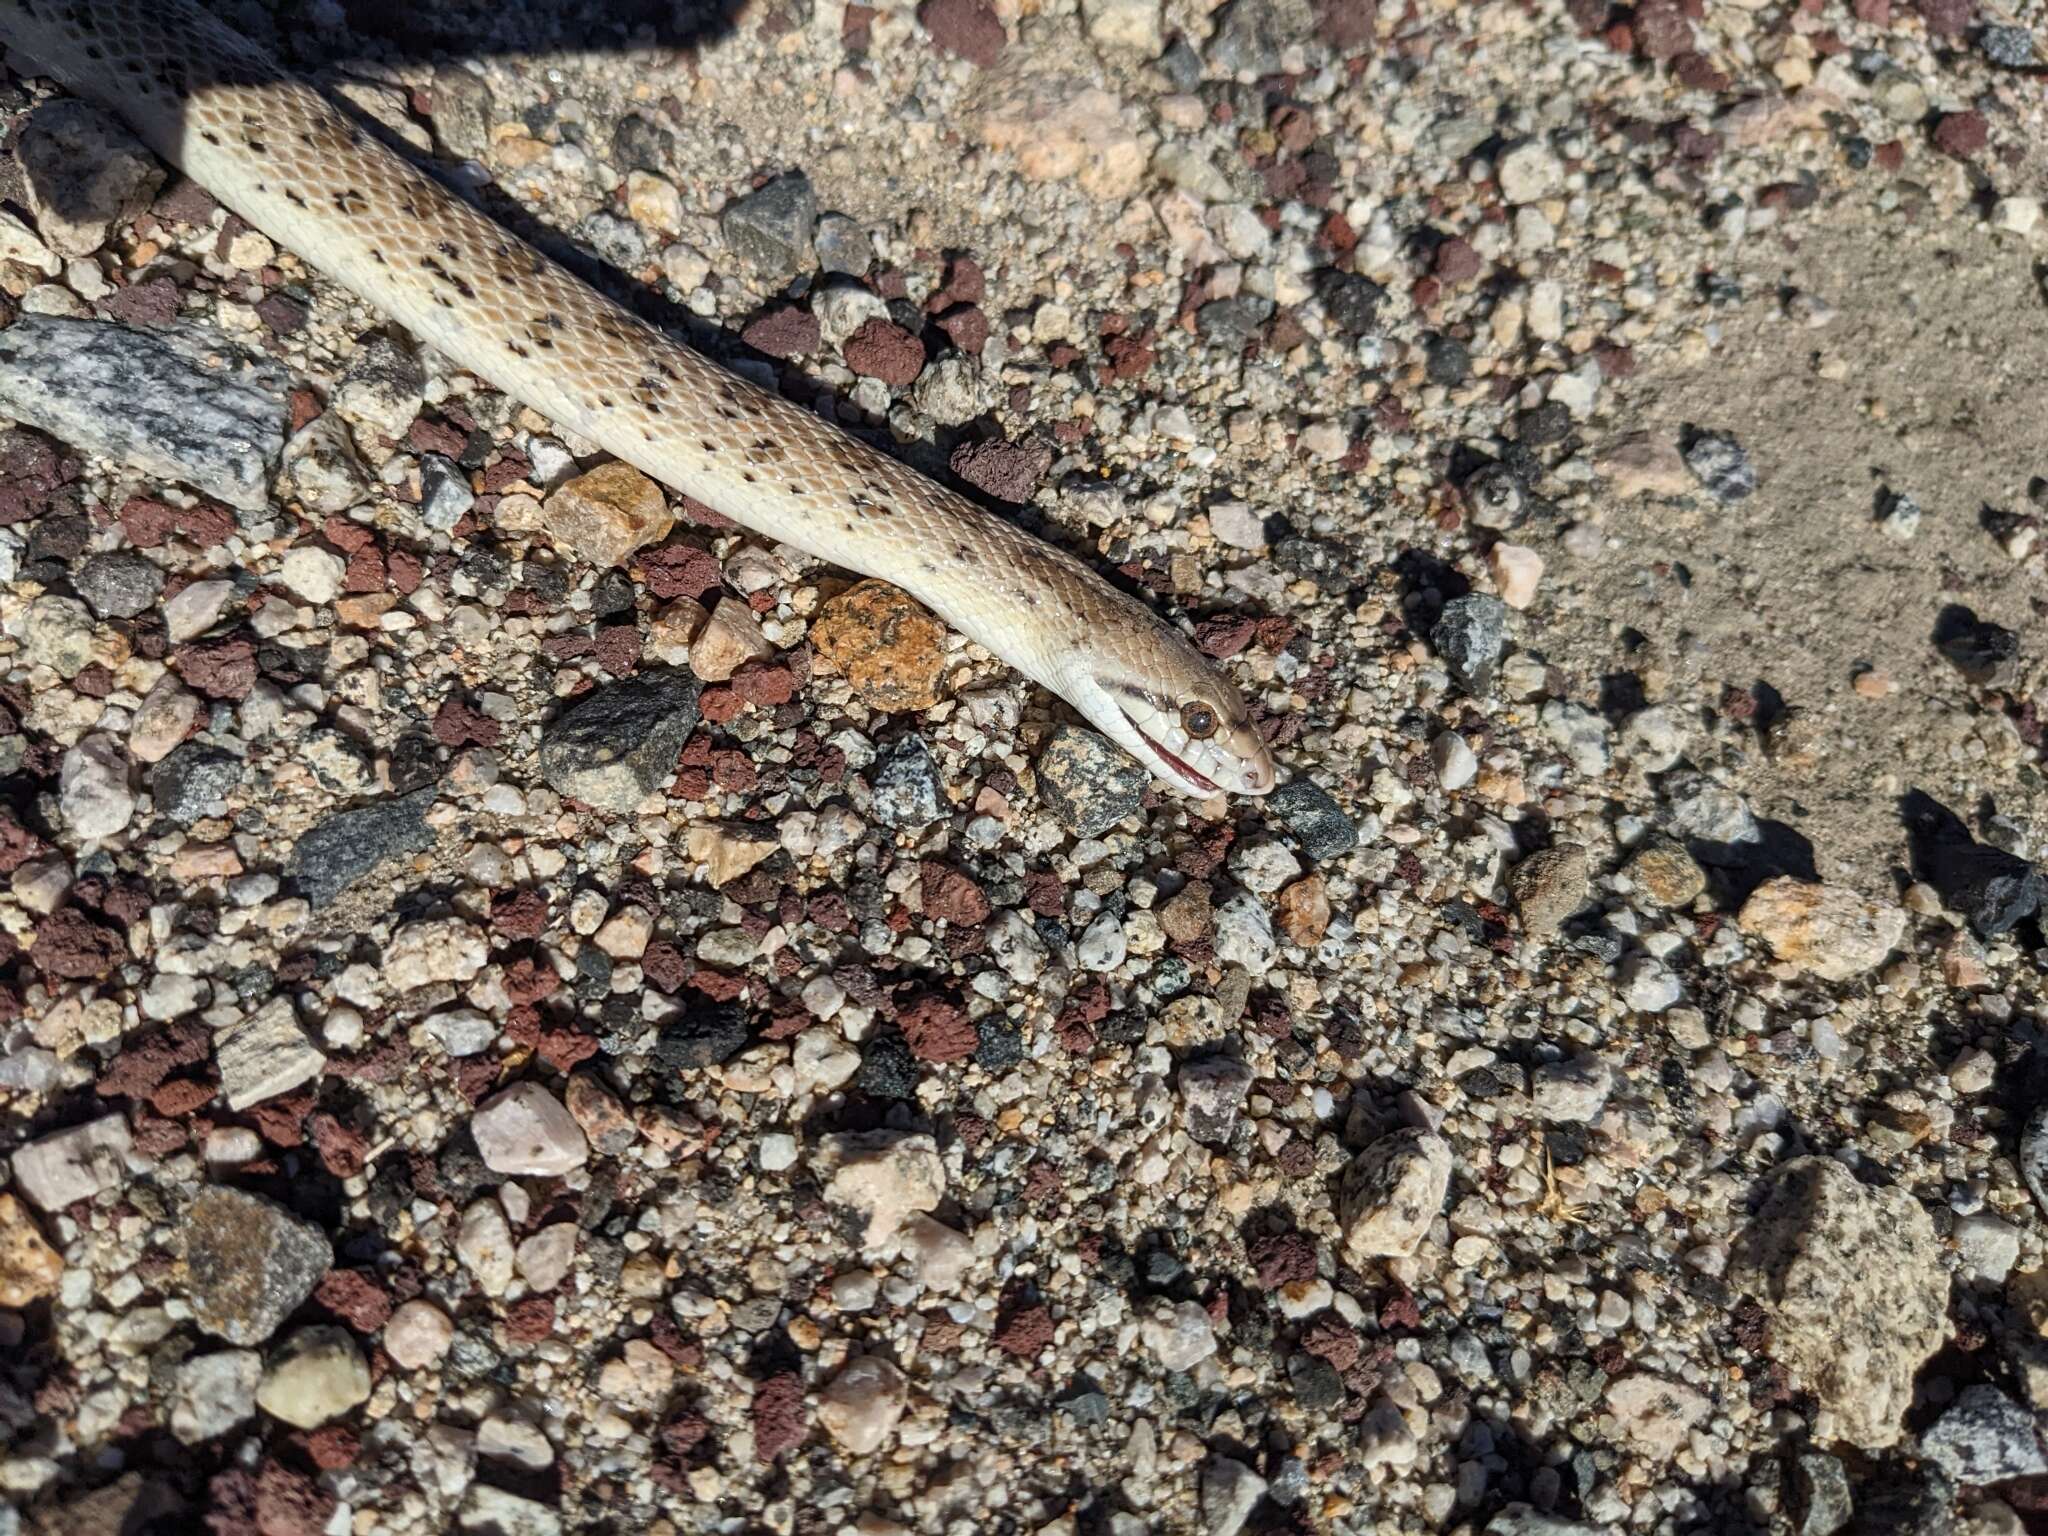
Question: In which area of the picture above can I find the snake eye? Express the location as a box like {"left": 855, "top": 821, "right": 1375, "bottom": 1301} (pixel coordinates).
{"left": 1180, "top": 702, "right": 1219, "bottom": 740}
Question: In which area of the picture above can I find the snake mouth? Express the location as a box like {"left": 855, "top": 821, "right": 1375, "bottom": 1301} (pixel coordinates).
{"left": 1123, "top": 709, "right": 1221, "bottom": 796}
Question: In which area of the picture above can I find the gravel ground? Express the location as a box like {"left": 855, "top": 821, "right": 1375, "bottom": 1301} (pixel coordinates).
{"left": 1, "top": 1, "right": 2047, "bottom": 1534}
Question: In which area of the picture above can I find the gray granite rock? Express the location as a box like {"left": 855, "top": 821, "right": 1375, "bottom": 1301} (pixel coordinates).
{"left": 0, "top": 318, "right": 289, "bottom": 511}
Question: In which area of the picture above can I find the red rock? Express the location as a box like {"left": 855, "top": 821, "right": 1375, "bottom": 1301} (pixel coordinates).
{"left": 537, "top": 1027, "right": 600, "bottom": 1072}
{"left": 711, "top": 748, "right": 757, "bottom": 792}
{"left": 932, "top": 254, "right": 985, "bottom": 308}
{"left": 502, "top": 1295, "right": 555, "bottom": 1343}
{"left": 1246, "top": 1229, "right": 1317, "bottom": 1290}
{"left": 31, "top": 908, "right": 124, "bottom": 979}
{"left": 175, "top": 635, "right": 257, "bottom": 700}
{"left": 314, "top": 1268, "right": 393, "bottom": 1332}
{"left": 480, "top": 450, "right": 532, "bottom": 494}
{"left": 638, "top": 541, "right": 724, "bottom": 603}
{"left": 594, "top": 624, "right": 642, "bottom": 675}
{"left": 153, "top": 178, "right": 221, "bottom": 227}
{"left": 1933, "top": 110, "right": 1988, "bottom": 157}
{"left": 130, "top": 1111, "right": 188, "bottom": 1157}
{"left": 72, "top": 662, "right": 113, "bottom": 698}
{"left": 101, "top": 277, "right": 181, "bottom": 327}
{"left": 751, "top": 1371, "right": 808, "bottom": 1461}
{"left": 432, "top": 695, "right": 501, "bottom": 749}
{"left": 741, "top": 306, "right": 821, "bottom": 358}
{"left": 205, "top": 1469, "right": 261, "bottom": 1536}
{"left": 407, "top": 415, "right": 468, "bottom": 459}
{"left": 0, "top": 808, "right": 50, "bottom": 875}
{"left": 993, "top": 1303, "right": 1053, "bottom": 1357}
{"left": 98, "top": 1021, "right": 209, "bottom": 1100}
{"left": 1101, "top": 333, "right": 1155, "bottom": 382}
{"left": 1854, "top": 0, "right": 1890, "bottom": 20}
{"left": 948, "top": 437, "right": 1049, "bottom": 502}
{"left": 920, "top": 862, "right": 989, "bottom": 925}
{"left": 918, "top": 0, "right": 1006, "bottom": 66}
{"left": 730, "top": 661, "right": 798, "bottom": 706}
{"left": 320, "top": 515, "right": 374, "bottom": 554}
{"left": 1433, "top": 237, "right": 1482, "bottom": 284}
{"left": 1300, "top": 1313, "right": 1361, "bottom": 1370}
{"left": 255, "top": 293, "right": 307, "bottom": 335}
{"left": 641, "top": 941, "right": 687, "bottom": 992}
{"left": 148, "top": 1077, "right": 215, "bottom": 1116}
{"left": 1592, "top": 340, "right": 1636, "bottom": 377}
{"left": 696, "top": 686, "right": 742, "bottom": 726}
{"left": 897, "top": 992, "right": 978, "bottom": 1064}
{"left": 119, "top": 495, "right": 233, "bottom": 549}
{"left": 309, "top": 1112, "right": 369, "bottom": 1178}
{"left": 1195, "top": 616, "right": 1259, "bottom": 659}
{"left": 249, "top": 1090, "right": 313, "bottom": 1148}
{"left": 299, "top": 1426, "right": 361, "bottom": 1471}
{"left": 842, "top": 318, "right": 925, "bottom": 387}
{"left": 1379, "top": 1283, "right": 1423, "bottom": 1330}
{"left": 1672, "top": 51, "right": 1730, "bottom": 90}
{"left": 492, "top": 889, "right": 550, "bottom": 940}
{"left": 502, "top": 956, "right": 559, "bottom": 1006}
{"left": 934, "top": 304, "right": 989, "bottom": 355}
{"left": 255, "top": 1460, "right": 336, "bottom": 1536}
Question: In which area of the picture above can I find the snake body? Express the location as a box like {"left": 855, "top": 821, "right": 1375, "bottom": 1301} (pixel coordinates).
{"left": 0, "top": 0, "right": 1275, "bottom": 798}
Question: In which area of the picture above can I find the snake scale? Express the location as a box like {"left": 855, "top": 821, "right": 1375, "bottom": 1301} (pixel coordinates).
{"left": 0, "top": 0, "right": 1277, "bottom": 798}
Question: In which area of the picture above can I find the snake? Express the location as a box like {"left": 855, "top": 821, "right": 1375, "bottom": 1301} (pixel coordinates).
{"left": 0, "top": 0, "right": 1277, "bottom": 799}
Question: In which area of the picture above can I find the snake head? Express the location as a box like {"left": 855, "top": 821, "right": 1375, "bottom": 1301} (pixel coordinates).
{"left": 1067, "top": 663, "right": 1277, "bottom": 799}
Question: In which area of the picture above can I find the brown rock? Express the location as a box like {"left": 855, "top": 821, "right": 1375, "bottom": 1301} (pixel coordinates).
{"left": 544, "top": 462, "right": 675, "bottom": 569}
{"left": 949, "top": 437, "right": 1051, "bottom": 502}
{"left": 809, "top": 579, "right": 950, "bottom": 710}
{"left": 101, "top": 276, "right": 181, "bottom": 327}
{"left": 1917, "top": 0, "right": 1975, "bottom": 35}
{"left": 1508, "top": 845, "right": 1589, "bottom": 938}
{"left": 1159, "top": 882, "right": 1214, "bottom": 945}
{"left": 1275, "top": 874, "right": 1331, "bottom": 946}
{"left": 1625, "top": 834, "right": 1705, "bottom": 908}
{"left": 741, "top": 306, "right": 820, "bottom": 358}
{"left": 0, "top": 1193, "right": 63, "bottom": 1307}
{"left": 432, "top": 695, "right": 500, "bottom": 749}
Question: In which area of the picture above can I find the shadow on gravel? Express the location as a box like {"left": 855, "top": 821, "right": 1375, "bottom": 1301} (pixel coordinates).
{"left": 1685, "top": 818, "right": 1818, "bottom": 910}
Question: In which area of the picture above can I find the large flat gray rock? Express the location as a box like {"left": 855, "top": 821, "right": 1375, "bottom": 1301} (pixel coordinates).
{"left": 0, "top": 316, "right": 290, "bottom": 511}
